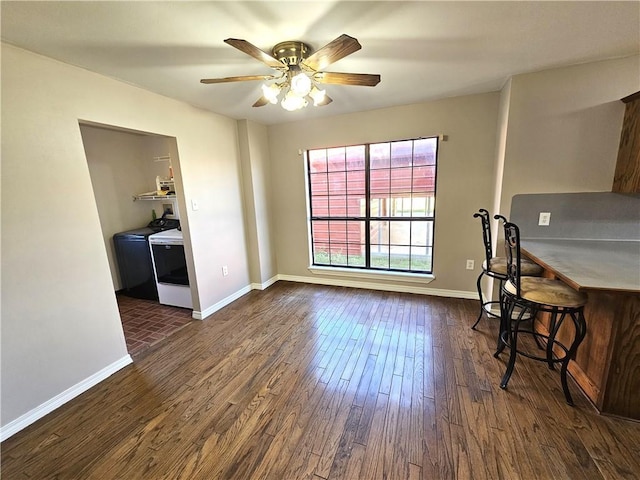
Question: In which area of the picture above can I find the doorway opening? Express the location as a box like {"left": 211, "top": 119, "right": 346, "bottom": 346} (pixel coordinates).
{"left": 79, "top": 120, "right": 193, "bottom": 358}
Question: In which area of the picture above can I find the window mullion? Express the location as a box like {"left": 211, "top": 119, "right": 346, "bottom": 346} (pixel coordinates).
{"left": 365, "top": 144, "right": 371, "bottom": 268}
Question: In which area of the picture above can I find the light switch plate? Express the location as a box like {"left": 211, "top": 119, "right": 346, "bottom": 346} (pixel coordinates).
{"left": 191, "top": 198, "right": 199, "bottom": 211}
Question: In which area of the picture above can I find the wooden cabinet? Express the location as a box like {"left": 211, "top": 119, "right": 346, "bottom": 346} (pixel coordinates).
{"left": 613, "top": 91, "right": 640, "bottom": 193}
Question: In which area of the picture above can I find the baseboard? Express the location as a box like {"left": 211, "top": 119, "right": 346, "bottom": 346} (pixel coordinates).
{"left": 192, "top": 285, "right": 252, "bottom": 320}
{"left": 0, "top": 354, "right": 132, "bottom": 442}
{"left": 277, "top": 274, "right": 477, "bottom": 299}
{"left": 250, "top": 275, "right": 279, "bottom": 291}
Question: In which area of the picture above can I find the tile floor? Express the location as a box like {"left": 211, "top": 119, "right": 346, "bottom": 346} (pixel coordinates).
{"left": 116, "top": 293, "right": 193, "bottom": 358}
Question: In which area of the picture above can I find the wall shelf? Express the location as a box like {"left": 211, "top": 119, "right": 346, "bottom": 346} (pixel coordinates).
{"left": 133, "top": 194, "right": 176, "bottom": 201}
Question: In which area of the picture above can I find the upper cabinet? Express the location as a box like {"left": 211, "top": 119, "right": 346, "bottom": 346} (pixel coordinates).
{"left": 613, "top": 91, "right": 640, "bottom": 193}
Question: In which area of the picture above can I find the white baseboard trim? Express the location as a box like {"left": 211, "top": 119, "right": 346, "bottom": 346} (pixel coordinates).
{"left": 277, "top": 274, "right": 477, "bottom": 300}
{"left": 192, "top": 285, "right": 252, "bottom": 320}
{"left": 250, "top": 275, "right": 279, "bottom": 291}
{"left": 0, "top": 354, "right": 132, "bottom": 442}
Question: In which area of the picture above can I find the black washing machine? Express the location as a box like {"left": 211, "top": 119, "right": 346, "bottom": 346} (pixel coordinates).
{"left": 113, "top": 217, "right": 180, "bottom": 300}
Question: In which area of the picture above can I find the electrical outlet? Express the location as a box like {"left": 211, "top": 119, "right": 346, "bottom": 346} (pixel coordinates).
{"left": 222, "top": 265, "right": 228, "bottom": 277}
{"left": 466, "top": 259, "right": 475, "bottom": 270}
{"left": 538, "top": 212, "right": 551, "bottom": 226}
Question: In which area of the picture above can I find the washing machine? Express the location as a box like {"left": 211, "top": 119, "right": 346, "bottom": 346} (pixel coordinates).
{"left": 113, "top": 218, "right": 180, "bottom": 300}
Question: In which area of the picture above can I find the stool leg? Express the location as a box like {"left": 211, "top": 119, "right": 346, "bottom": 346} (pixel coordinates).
{"left": 494, "top": 291, "right": 512, "bottom": 357}
{"left": 560, "top": 309, "right": 587, "bottom": 406}
{"left": 546, "top": 312, "right": 560, "bottom": 370}
{"left": 471, "top": 270, "right": 486, "bottom": 330}
{"left": 500, "top": 306, "right": 526, "bottom": 389}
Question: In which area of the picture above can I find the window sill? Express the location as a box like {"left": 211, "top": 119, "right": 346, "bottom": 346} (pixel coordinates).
{"left": 308, "top": 265, "right": 435, "bottom": 284}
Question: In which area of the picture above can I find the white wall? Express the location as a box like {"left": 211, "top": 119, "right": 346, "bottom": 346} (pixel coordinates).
{"left": 497, "top": 55, "right": 640, "bottom": 217}
{"left": 268, "top": 93, "right": 500, "bottom": 294}
{"left": 1, "top": 43, "right": 250, "bottom": 430}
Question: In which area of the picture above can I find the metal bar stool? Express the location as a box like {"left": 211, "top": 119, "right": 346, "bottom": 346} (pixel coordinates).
{"left": 471, "top": 209, "right": 542, "bottom": 330}
{"left": 494, "top": 222, "right": 588, "bottom": 405}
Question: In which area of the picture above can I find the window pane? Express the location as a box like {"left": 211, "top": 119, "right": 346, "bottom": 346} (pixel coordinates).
{"left": 346, "top": 197, "right": 364, "bottom": 217}
{"left": 390, "top": 250, "right": 410, "bottom": 270}
{"left": 370, "top": 249, "right": 389, "bottom": 268}
{"left": 347, "top": 244, "right": 365, "bottom": 267}
{"left": 328, "top": 171, "right": 347, "bottom": 195}
{"left": 327, "top": 147, "right": 345, "bottom": 172}
{"left": 414, "top": 138, "right": 437, "bottom": 166}
{"left": 410, "top": 246, "right": 431, "bottom": 271}
{"left": 390, "top": 221, "right": 409, "bottom": 246}
{"left": 412, "top": 165, "right": 436, "bottom": 194}
{"left": 312, "top": 221, "right": 329, "bottom": 243}
{"left": 346, "top": 145, "right": 365, "bottom": 171}
{"left": 410, "top": 220, "right": 431, "bottom": 246}
{"left": 330, "top": 243, "right": 348, "bottom": 266}
{"left": 309, "top": 172, "right": 328, "bottom": 195}
{"left": 370, "top": 169, "right": 390, "bottom": 196}
{"left": 328, "top": 220, "right": 347, "bottom": 243}
{"left": 311, "top": 196, "right": 329, "bottom": 216}
{"left": 370, "top": 142, "right": 390, "bottom": 169}
{"left": 346, "top": 170, "right": 365, "bottom": 195}
{"left": 346, "top": 220, "right": 365, "bottom": 243}
{"left": 328, "top": 195, "right": 346, "bottom": 215}
{"left": 370, "top": 220, "right": 389, "bottom": 244}
{"left": 313, "top": 241, "right": 330, "bottom": 264}
{"left": 308, "top": 150, "right": 327, "bottom": 173}
{"left": 390, "top": 167, "right": 412, "bottom": 194}
{"left": 411, "top": 196, "right": 427, "bottom": 217}
{"left": 391, "top": 140, "right": 413, "bottom": 168}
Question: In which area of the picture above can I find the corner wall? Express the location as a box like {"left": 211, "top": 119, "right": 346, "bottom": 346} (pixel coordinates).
{"left": 497, "top": 55, "right": 640, "bottom": 217}
{"left": 1, "top": 43, "right": 249, "bottom": 432}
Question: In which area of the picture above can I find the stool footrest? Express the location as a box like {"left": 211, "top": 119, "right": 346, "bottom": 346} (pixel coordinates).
{"left": 498, "top": 329, "right": 570, "bottom": 363}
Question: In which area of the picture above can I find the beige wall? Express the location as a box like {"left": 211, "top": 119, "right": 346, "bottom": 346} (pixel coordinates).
{"left": 497, "top": 55, "right": 640, "bottom": 217}
{"left": 1, "top": 43, "right": 249, "bottom": 429}
{"left": 268, "top": 93, "right": 501, "bottom": 294}
{"left": 238, "top": 120, "right": 278, "bottom": 287}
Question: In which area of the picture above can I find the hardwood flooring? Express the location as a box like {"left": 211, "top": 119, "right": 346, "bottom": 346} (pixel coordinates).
{"left": 2, "top": 282, "right": 640, "bottom": 479}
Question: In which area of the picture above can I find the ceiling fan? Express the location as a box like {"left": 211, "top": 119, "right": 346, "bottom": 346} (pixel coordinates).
{"left": 200, "top": 34, "right": 381, "bottom": 111}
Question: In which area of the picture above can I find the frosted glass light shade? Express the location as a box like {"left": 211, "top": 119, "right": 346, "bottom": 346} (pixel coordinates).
{"left": 291, "top": 72, "right": 312, "bottom": 96}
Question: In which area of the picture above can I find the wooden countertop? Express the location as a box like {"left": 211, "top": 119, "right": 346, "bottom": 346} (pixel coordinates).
{"left": 521, "top": 239, "right": 640, "bottom": 293}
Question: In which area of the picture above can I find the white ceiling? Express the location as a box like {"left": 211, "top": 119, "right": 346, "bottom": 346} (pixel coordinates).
{"left": 2, "top": 1, "right": 639, "bottom": 125}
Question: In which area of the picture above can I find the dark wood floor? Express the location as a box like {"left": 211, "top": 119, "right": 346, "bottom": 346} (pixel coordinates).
{"left": 3, "top": 282, "right": 640, "bottom": 479}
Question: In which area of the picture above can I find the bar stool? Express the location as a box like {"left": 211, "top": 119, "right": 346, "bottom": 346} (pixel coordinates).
{"left": 471, "top": 209, "right": 542, "bottom": 330}
{"left": 494, "top": 222, "right": 588, "bottom": 405}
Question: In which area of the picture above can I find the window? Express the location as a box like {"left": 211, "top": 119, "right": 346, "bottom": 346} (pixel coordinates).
{"left": 306, "top": 137, "right": 438, "bottom": 273}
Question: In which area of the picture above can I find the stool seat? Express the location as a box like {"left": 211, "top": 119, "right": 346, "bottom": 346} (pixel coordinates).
{"left": 504, "top": 277, "right": 587, "bottom": 308}
{"left": 483, "top": 257, "right": 543, "bottom": 277}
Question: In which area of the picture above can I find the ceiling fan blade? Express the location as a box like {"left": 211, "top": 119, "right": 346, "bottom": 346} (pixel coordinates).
{"left": 200, "top": 75, "right": 276, "bottom": 84}
{"left": 252, "top": 96, "right": 270, "bottom": 107}
{"left": 314, "top": 72, "right": 381, "bottom": 87}
{"left": 224, "top": 38, "right": 285, "bottom": 69}
{"left": 301, "top": 34, "right": 361, "bottom": 71}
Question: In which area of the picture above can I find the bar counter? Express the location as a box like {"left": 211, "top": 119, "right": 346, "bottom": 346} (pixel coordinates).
{"left": 521, "top": 239, "right": 640, "bottom": 292}
{"left": 521, "top": 239, "right": 640, "bottom": 420}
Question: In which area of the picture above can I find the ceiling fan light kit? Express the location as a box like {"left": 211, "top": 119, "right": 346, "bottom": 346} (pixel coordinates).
{"left": 200, "top": 34, "right": 381, "bottom": 112}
